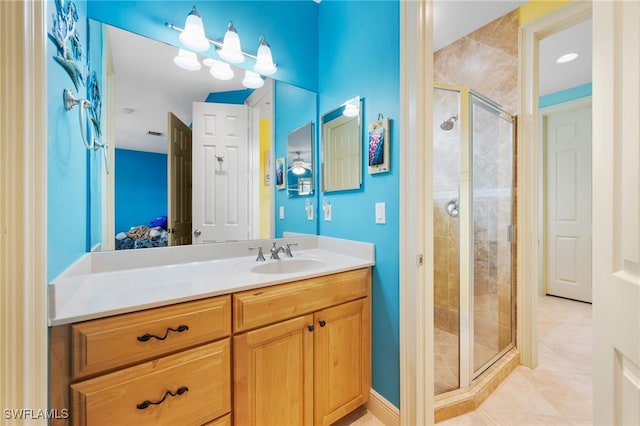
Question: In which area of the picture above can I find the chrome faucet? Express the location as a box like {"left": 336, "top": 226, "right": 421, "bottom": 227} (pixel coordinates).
{"left": 249, "top": 246, "right": 266, "bottom": 261}
{"left": 282, "top": 243, "right": 297, "bottom": 258}
{"left": 270, "top": 241, "right": 284, "bottom": 259}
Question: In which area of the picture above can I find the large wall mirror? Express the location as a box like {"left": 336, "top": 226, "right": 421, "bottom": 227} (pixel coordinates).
{"left": 93, "top": 20, "right": 318, "bottom": 250}
{"left": 321, "top": 96, "right": 362, "bottom": 192}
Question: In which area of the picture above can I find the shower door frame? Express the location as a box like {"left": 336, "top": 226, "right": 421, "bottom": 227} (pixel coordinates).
{"left": 434, "top": 83, "right": 516, "bottom": 391}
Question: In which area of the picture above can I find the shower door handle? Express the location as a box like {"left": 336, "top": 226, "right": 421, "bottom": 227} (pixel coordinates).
{"left": 446, "top": 199, "right": 459, "bottom": 217}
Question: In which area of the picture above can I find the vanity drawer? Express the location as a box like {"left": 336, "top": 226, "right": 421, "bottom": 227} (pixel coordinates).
{"left": 71, "top": 339, "right": 231, "bottom": 426}
{"left": 72, "top": 295, "right": 231, "bottom": 379}
{"left": 233, "top": 268, "right": 370, "bottom": 332}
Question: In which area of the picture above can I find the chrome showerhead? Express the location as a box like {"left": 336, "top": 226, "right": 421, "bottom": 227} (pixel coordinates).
{"left": 440, "top": 114, "right": 458, "bottom": 131}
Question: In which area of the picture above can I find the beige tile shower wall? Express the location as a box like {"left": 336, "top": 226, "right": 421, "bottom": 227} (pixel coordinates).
{"left": 434, "top": 9, "right": 518, "bottom": 113}
{"left": 434, "top": 202, "right": 460, "bottom": 335}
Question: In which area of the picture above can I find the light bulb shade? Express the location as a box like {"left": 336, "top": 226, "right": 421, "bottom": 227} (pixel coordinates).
{"left": 242, "top": 70, "right": 264, "bottom": 89}
{"left": 343, "top": 103, "right": 359, "bottom": 117}
{"left": 291, "top": 164, "right": 306, "bottom": 175}
{"left": 253, "top": 37, "right": 277, "bottom": 75}
{"left": 173, "top": 49, "right": 201, "bottom": 71}
{"left": 179, "top": 7, "right": 210, "bottom": 52}
{"left": 218, "top": 21, "right": 245, "bottom": 64}
{"left": 208, "top": 60, "right": 234, "bottom": 80}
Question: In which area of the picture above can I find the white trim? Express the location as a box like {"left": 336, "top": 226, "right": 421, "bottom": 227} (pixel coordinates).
{"left": 399, "top": 0, "right": 434, "bottom": 425}
{"left": 0, "top": 0, "right": 49, "bottom": 420}
{"left": 517, "top": 0, "right": 592, "bottom": 368}
{"left": 367, "top": 389, "right": 400, "bottom": 426}
{"left": 102, "top": 25, "right": 116, "bottom": 251}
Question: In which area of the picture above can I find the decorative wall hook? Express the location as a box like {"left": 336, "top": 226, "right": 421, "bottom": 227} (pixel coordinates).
{"left": 63, "top": 89, "right": 110, "bottom": 174}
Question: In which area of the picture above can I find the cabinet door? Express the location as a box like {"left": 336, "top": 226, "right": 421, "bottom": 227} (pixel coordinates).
{"left": 234, "top": 314, "right": 314, "bottom": 426}
{"left": 314, "top": 298, "right": 371, "bottom": 426}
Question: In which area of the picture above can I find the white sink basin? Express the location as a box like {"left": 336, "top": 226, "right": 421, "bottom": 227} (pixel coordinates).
{"left": 251, "top": 258, "right": 325, "bottom": 274}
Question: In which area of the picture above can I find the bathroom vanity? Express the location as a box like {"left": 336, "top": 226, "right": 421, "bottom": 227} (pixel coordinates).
{"left": 48, "top": 237, "right": 374, "bottom": 426}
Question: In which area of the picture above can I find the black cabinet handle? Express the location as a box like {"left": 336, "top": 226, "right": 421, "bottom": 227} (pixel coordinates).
{"left": 319, "top": 320, "right": 326, "bottom": 327}
{"left": 308, "top": 325, "right": 314, "bottom": 332}
{"left": 136, "top": 386, "right": 189, "bottom": 410}
{"left": 137, "top": 324, "right": 189, "bottom": 342}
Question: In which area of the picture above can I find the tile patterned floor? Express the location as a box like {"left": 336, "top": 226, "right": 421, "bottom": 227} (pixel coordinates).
{"left": 439, "top": 295, "right": 593, "bottom": 425}
{"left": 349, "top": 295, "right": 592, "bottom": 426}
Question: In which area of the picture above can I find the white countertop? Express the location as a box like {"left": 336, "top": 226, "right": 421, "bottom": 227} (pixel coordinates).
{"left": 48, "top": 237, "right": 374, "bottom": 326}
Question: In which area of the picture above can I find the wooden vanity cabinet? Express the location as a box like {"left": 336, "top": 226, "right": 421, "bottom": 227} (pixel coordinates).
{"left": 50, "top": 295, "right": 232, "bottom": 426}
{"left": 233, "top": 268, "right": 371, "bottom": 426}
{"left": 50, "top": 267, "right": 371, "bottom": 426}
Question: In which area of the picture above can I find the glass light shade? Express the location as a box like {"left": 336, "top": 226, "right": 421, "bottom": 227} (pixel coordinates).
{"left": 556, "top": 52, "right": 579, "bottom": 64}
{"left": 179, "top": 8, "right": 210, "bottom": 52}
{"left": 291, "top": 162, "right": 306, "bottom": 175}
{"left": 242, "top": 70, "right": 264, "bottom": 89}
{"left": 209, "top": 60, "right": 234, "bottom": 80}
{"left": 343, "top": 103, "right": 359, "bottom": 117}
{"left": 253, "top": 38, "right": 277, "bottom": 75}
{"left": 218, "top": 22, "right": 245, "bottom": 64}
{"left": 173, "top": 49, "right": 201, "bottom": 71}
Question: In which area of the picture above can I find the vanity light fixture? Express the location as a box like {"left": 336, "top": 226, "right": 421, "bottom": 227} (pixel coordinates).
{"left": 343, "top": 102, "right": 359, "bottom": 118}
{"left": 253, "top": 36, "right": 277, "bottom": 75}
{"left": 173, "top": 48, "right": 202, "bottom": 71}
{"left": 290, "top": 153, "right": 308, "bottom": 175}
{"left": 204, "top": 58, "right": 234, "bottom": 80}
{"left": 218, "top": 21, "right": 244, "bottom": 64}
{"left": 167, "top": 6, "right": 278, "bottom": 77}
{"left": 242, "top": 70, "right": 264, "bottom": 89}
{"left": 556, "top": 52, "right": 579, "bottom": 64}
{"left": 178, "top": 6, "right": 210, "bottom": 52}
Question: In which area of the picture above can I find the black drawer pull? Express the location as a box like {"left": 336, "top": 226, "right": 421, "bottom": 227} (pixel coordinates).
{"left": 136, "top": 386, "right": 189, "bottom": 410}
{"left": 137, "top": 324, "right": 189, "bottom": 342}
{"left": 319, "top": 320, "right": 326, "bottom": 327}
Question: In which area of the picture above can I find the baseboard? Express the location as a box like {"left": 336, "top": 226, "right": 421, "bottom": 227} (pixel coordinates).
{"left": 366, "top": 389, "right": 400, "bottom": 426}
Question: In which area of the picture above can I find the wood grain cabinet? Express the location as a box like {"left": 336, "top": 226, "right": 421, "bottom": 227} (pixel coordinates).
{"left": 233, "top": 268, "right": 371, "bottom": 426}
{"left": 51, "top": 295, "right": 232, "bottom": 426}
{"left": 50, "top": 267, "right": 371, "bottom": 426}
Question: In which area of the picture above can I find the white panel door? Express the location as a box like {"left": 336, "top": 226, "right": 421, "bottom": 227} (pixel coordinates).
{"left": 323, "top": 116, "right": 361, "bottom": 191}
{"left": 192, "top": 102, "right": 251, "bottom": 243}
{"left": 593, "top": 1, "right": 640, "bottom": 424}
{"left": 544, "top": 102, "right": 592, "bottom": 302}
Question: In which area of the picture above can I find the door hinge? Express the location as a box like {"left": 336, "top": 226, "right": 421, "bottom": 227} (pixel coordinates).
{"left": 417, "top": 254, "right": 424, "bottom": 267}
{"left": 508, "top": 225, "right": 515, "bottom": 242}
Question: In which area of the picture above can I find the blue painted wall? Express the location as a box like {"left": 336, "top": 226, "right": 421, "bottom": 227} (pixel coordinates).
{"left": 87, "top": 1, "right": 319, "bottom": 91}
{"left": 114, "top": 149, "right": 168, "bottom": 234}
{"left": 318, "top": 0, "right": 401, "bottom": 407}
{"left": 274, "top": 81, "right": 318, "bottom": 237}
{"left": 540, "top": 83, "right": 592, "bottom": 108}
{"left": 48, "top": 0, "right": 403, "bottom": 409}
{"left": 205, "top": 89, "right": 254, "bottom": 105}
{"left": 47, "top": 0, "right": 90, "bottom": 281}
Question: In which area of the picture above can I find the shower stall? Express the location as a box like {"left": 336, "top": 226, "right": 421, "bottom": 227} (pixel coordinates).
{"left": 433, "top": 83, "right": 516, "bottom": 395}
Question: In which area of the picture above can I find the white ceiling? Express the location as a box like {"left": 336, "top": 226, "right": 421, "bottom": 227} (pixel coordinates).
{"left": 539, "top": 19, "right": 592, "bottom": 96}
{"left": 107, "top": 2, "right": 591, "bottom": 153}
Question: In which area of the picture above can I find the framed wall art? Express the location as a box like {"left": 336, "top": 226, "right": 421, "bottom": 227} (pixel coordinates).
{"left": 367, "top": 117, "right": 390, "bottom": 174}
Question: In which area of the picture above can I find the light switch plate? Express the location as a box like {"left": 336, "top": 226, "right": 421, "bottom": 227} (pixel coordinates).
{"left": 375, "top": 202, "right": 386, "bottom": 224}
{"left": 279, "top": 206, "right": 285, "bottom": 220}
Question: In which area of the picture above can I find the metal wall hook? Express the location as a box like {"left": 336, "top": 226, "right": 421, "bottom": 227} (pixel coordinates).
{"left": 63, "top": 89, "right": 110, "bottom": 174}
{"left": 63, "top": 89, "right": 90, "bottom": 111}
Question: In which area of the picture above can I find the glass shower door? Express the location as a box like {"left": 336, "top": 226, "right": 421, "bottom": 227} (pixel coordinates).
{"left": 470, "top": 93, "right": 515, "bottom": 375}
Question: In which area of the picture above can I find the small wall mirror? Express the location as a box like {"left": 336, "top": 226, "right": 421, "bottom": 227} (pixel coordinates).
{"left": 321, "top": 96, "right": 362, "bottom": 192}
{"left": 286, "top": 122, "right": 314, "bottom": 197}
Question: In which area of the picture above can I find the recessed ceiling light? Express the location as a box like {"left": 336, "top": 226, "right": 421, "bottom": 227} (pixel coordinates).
{"left": 556, "top": 52, "right": 580, "bottom": 64}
